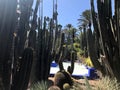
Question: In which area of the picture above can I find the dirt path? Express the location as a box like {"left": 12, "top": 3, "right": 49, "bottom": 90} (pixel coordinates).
{"left": 49, "top": 77, "right": 99, "bottom": 89}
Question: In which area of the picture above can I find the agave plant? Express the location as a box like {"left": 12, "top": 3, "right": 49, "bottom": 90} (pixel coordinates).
{"left": 30, "top": 81, "right": 48, "bottom": 90}
{"left": 96, "top": 76, "right": 120, "bottom": 90}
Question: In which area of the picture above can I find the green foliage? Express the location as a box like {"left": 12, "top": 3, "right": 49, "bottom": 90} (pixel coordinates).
{"left": 84, "top": 57, "right": 94, "bottom": 67}
{"left": 79, "top": 49, "right": 85, "bottom": 56}
{"left": 78, "top": 9, "right": 92, "bottom": 27}
{"left": 64, "top": 42, "right": 84, "bottom": 61}
{"left": 73, "top": 43, "right": 80, "bottom": 52}
{"left": 78, "top": 10, "right": 91, "bottom": 57}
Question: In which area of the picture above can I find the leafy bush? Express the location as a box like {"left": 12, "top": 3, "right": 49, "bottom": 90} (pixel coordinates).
{"left": 73, "top": 43, "right": 80, "bottom": 52}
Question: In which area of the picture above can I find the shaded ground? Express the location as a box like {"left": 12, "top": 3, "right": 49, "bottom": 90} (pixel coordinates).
{"left": 49, "top": 77, "right": 99, "bottom": 89}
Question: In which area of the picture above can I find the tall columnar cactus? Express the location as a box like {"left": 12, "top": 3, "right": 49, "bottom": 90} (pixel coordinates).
{"left": 67, "top": 51, "right": 75, "bottom": 74}
{"left": 57, "top": 33, "right": 66, "bottom": 71}
{"left": 86, "top": 26, "right": 102, "bottom": 71}
{"left": 37, "top": 16, "right": 52, "bottom": 81}
{"left": 37, "top": 16, "right": 66, "bottom": 81}
{"left": 0, "top": 0, "right": 76, "bottom": 90}
{"left": 12, "top": 0, "right": 38, "bottom": 90}
{"left": 91, "top": 0, "right": 120, "bottom": 80}
{"left": 28, "top": 0, "right": 40, "bottom": 49}
{"left": 0, "top": 0, "right": 17, "bottom": 90}
{"left": 67, "top": 28, "right": 76, "bottom": 75}
{"left": 17, "top": 0, "right": 34, "bottom": 56}
{"left": 36, "top": 0, "right": 72, "bottom": 82}
{"left": 12, "top": 48, "right": 33, "bottom": 90}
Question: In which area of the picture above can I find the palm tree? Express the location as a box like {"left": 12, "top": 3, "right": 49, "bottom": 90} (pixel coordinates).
{"left": 78, "top": 10, "right": 92, "bottom": 28}
{"left": 78, "top": 10, "right": 92, "bottom": 57}
{"left": 78, "top": 9, "right": 103, "bottom": 70}
{"left": 66, "top": 24, "right": 72, "bottom": 30}
{"left": 65, "top": 24, "right": 73, "bottom": 44}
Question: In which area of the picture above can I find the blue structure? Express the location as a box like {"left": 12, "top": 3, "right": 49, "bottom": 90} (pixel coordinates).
{"left": 50, "top": 61, "right": 98, "bottom": 79}
{"left": 51, "top": 61, "right": 58, "bottom": 67}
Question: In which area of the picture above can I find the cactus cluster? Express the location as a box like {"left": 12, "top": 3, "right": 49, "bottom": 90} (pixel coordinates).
{"left": 54, "top": 70, "right": 73, "bottom": 90}
{"left": 36, "top": 15, "right": 66, "bottom": 81}
{"left": 90, "top": 0, "right": 120, "bottom": 80}
{"left": 0, "top": 0, "right": 76, "bottom": 89}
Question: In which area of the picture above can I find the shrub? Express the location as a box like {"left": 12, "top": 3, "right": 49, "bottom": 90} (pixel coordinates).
{"left": 96, "top": 76, "right": 120, "bottom": 90}
{"left": 73, "top": 43, "right": 80, "bottom": 52}
{"left": 70, "top": 76, "right": 120, "bottom": 90}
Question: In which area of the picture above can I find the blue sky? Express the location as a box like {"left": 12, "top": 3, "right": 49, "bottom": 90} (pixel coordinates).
{"left": 41, "top": 0, "right": 91, "bottom": 29}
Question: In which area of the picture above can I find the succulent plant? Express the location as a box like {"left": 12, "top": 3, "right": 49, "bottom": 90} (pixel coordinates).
{"left": 48, "top": 85, "right": 61, "bottom": 90}
{"left": 54, "top": 70, "right": 73, "bottom": 90}
{"left": 30, "top": 81, "right": 48, "bottom": 90}
{"left": 96, "top": 76, "right": 120, "bottom": 90}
